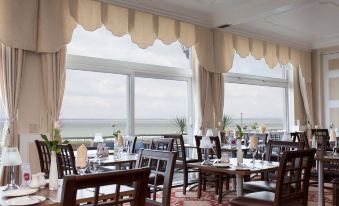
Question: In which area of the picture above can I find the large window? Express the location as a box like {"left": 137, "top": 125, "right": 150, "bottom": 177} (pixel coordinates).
{"left": 61, "top": 70, "right": 128, "bottom": 137}
{"left": 135, "top": 77, "right": 189, "bottom": 134}
{"left": 62, "top": 26, "right": 192, "bottom": 139}
{"left": 224, "top": 53, "right": 289, "bottom": 131}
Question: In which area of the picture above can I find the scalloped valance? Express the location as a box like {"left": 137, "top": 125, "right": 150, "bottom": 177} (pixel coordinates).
{"left": 0, "top": 0, "right": 311, "bottom": 82}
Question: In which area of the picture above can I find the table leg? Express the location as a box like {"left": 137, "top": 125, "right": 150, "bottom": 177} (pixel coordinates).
{"left": 235, "top": 174, "right": 243, "bottom": 197}
{"left": 317, "top": 160, "right": 324, "bottom": 206}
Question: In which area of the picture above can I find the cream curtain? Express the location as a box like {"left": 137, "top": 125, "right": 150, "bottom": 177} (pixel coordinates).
{"left": 192, "top": 48, "right": 224, "bottom": 132}
{"left": 0, "top": 43, "right": 24, "bottom": 185}
{"left": 298, "top": 52, "right": 313, "bottom": 125}
{"left": 0, "top": 0, "right": 310, "bottom": 78}
{"left": 41, "top": 48, "right": 67, "bottom": 140}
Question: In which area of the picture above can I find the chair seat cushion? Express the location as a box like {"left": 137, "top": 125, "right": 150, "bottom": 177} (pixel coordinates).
{"left": 230, "top": 191, "right": 303, "bottom": 206}
{"left": 230, "top": 191, "right": 275, "bottom": 206}
{"left": 243, "top": 181, "right": 276, "bottom": 192}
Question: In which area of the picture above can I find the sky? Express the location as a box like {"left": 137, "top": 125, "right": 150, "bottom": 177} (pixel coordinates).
{"left": 62, "top": 25, "right": 285, "bottom": 120}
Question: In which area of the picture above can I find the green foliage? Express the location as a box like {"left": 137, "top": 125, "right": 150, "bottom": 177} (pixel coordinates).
{"left": 236, "top": 124, "right": 245, "bottom": 139}
{"left": 251, "top": 122, "right": 258, "bottom": 130}
{"left": 40, "top": 128, "right": 68, "bottom": 153}
{"left": 172, "top": 116, "right": 187, "bottom": 134}
{"left": 221, "top": 114, "right": 233, "bottom": 131}
{"left": 112, "top": 124, "right": 121, "bottom": 138}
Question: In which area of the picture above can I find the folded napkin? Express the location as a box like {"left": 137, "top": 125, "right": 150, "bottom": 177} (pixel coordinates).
{"left": 249, "top": 135, "right": 258, "bottom": 149}
{"left": 117, "top": 134, "right": 124, "bottom": 147}
{"left": 76, "top": 144, "right": 88, "bottom": 168}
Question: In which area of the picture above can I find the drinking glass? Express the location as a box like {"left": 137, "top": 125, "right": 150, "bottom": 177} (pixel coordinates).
{"left": 88, "top": 158, "right": 101, "bottom": 173}
{"left": 249, "top": 146, "right": 257, "bottom": 168}
{"left": 330, "top": 141, "right": 337, "bottom": 155}
{"left": 76, "top": 164, "right": 88, "bottom": 175}
{"left": 257, "top": 144, "right": 266, "bottom": 163}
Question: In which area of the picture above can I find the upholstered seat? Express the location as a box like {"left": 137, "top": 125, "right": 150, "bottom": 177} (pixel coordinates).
{"left": 230, "top": 191, "right": 303, "bottom": 206}
{"left": 243, "top": 181, "right": 276, "bottom": 192}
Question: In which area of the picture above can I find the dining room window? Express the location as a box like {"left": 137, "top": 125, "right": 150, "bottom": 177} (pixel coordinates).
{"left": 224, "top": 53, "right": 289, "bottom": 131}
{"left": 135, "top": 77, "right": 190, "bottom": 135}
{"left": 62, "top": 25, "right": 192, "bottom": 140}
{"left": 60, "top": 69, "right": 128, "bottom": 138}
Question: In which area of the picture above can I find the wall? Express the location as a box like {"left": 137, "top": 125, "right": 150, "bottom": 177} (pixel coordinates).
{"left": 17, "top": 51, "right": 48, "bottom": 173}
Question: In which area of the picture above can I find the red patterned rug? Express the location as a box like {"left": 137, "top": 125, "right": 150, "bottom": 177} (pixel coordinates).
{"left": 168, "top": 184, "right": 333, "bottom": 206}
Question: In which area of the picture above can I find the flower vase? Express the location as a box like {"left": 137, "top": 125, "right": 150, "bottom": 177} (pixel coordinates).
{"left": 236, "top": 139, "right": 243, "bottom": 166}
{"left": 49, "top": 151, "right": 58, "bottom": 190}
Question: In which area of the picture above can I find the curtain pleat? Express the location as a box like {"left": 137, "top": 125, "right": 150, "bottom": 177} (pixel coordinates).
{"left": 41, "top": 47, "right": 67, "bottom": 141}
{"left": 0, "top": 43, "right": 24, "bottom": 186}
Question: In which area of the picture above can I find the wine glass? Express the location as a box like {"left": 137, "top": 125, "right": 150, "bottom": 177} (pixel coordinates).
{"left": 330, "top": 140, "right": 337, "bottom": 155}
{"left": 88, "top": 158, "right": 101, "bottom": 173}
{"left": 257, "top": 143, "right": 265, "bottom": 163}
{"left": 76, "top": 162, "right": 88, "bottom": 175}
{"left": 249, "top": 145, "right": 257, "bottom": 168}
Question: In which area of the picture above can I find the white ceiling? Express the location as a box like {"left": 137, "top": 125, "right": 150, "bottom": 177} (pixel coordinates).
{"left": 103, "top": 0, "right": 339, "bottom": 49}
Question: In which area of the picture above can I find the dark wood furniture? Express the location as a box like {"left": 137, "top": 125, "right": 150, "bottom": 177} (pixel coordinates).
{"left": 60, "top": 168, "right": 150, "bottom": 206}
{"left": 151, "top": 138, "right": 174, "bottom": 151}
{"left": 195, "top": 135, "right": 232, "bottom": 203}
{"left": 312, "top": 129, "right": 330, "bottom": 152}
{"left": 230, "top": 149, "right": 316, "bottom": 206}
{"left": 135, "top": 149, "right": 177, "bottom": 206}
{"left": 163, "top": 134, "right": 199, "bottom": 194}
{"left": 187, "top": 158, "right": 279, "bottom": 203}
{"left": 195, "top": 135, "right": 222, "bottom": 160}
{"left": 35, "top": 140, "right": 51, "bottom": 178}
{"left": 244, "top": 133, "right": 268, "bottom": 147}
{"left": 291, "top": 131, "right": 310, "bottom": 149}
{"left": 57, "top": 144, "right": 78, "bottom": 178}
{"left": 333, "top": 178, "right": 339, "bottom": 206}
{"left": 243, "top": 140, "right": 303, "bottom": 193}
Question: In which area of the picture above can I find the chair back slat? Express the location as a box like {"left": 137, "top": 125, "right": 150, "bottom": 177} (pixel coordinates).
{"left": 57, "top": 144, "right": 77, "bottom": 178}
{"left": 35, "top": 140, "right": 51, "bottom": 178}
{"left": 274, "top": 149, "right": 316, "bottom": 205}
{"left": 151, "top": 138, "right": 174, "bottom": 151}
{"left": 136, "top": 149, "right": 177, "bottom": 206}
{"left": 291, "top": 132, "right": 309, "bottom": 149}
{"left": 60, "top": 168, "right": 150, "bottom": 206}
{"left": 195, "top": 136, "right": 221, "bottom": 160}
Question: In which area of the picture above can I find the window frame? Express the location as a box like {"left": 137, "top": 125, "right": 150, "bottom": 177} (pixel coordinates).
{"left": 223, "top": 65, "right": 290, "bottom": 131}
{"left": 65, "top": 54, "right": 193, "bottom": 137}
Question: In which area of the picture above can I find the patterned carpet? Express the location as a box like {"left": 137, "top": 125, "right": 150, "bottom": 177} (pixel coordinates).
{"left": 168, "top": 184, "right": 333, "bottom": 206}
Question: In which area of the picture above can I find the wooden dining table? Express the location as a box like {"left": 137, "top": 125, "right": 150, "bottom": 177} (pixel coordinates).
{"left": 187, "top": 158, "right": 279, "bottom": 202}
{"left": 0, "top": 180, "right": 134, "bottom": 206}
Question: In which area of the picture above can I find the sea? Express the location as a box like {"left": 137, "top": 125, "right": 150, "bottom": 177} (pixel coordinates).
{"left": 0, "top": 118, "right": 283, "bottom": 142}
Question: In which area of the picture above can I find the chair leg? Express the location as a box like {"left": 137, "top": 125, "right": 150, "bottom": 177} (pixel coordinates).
{"left": 225, "top": 176, "right": 229, "bottom": 190}
{"left": 183, "top": 168, "right": 188, "bottom": 195}
{"left": 198, "top": 170, "right": 202, "bottom": 199}
{"left": 218, "top": 173, "right": 223, "bottom": 204}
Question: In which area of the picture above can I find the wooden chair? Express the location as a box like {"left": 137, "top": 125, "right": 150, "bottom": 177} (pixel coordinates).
{"left": 332, "top": 178, "right": 339, "bottom": 206}
{"left": 135, "top": 149, "right": 177, "bottom": 206}
{"left": 243, "top": 140, "right": 304, "bottom": 193}
{"left": 244, "top": 133, "right": 268, "bottom": 147}
{"left": 35, "top": 140, "right": 51, "bottom": 178}
{"left": 60, "top": 168, "right": 151, "bottom": 206}
{"left": 57, "top": 144, "right": 78, "bottom": 178}
{"left": 291, "top": 131, "right": 310, "bottom": 149}
{"left": 310, "top": 129, "right": 339, "bottom": 183}
{"left": 151, "top": 138, "right": 174, "bottom": 151}
{"left": 163, "top": 134, "right": 200, "bottom": 195}
{"left": 230, "top": 149, "right": 316, "bottom": 206}
{"left": 195, "top": 135, "right": 231, "bottom": 203}
{"left": 195, "top": 135, "right": 221, "bottom": 160}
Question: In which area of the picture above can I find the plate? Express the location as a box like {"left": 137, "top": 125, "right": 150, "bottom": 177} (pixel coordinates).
{"left": 6, "top": 195, "right": 46, "bottom": 205}
{"left": 213, "top": 163, "right": 231, "bottom": 168}
{"left": 2, "top": 188, "right": 38, "bottom": 197}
